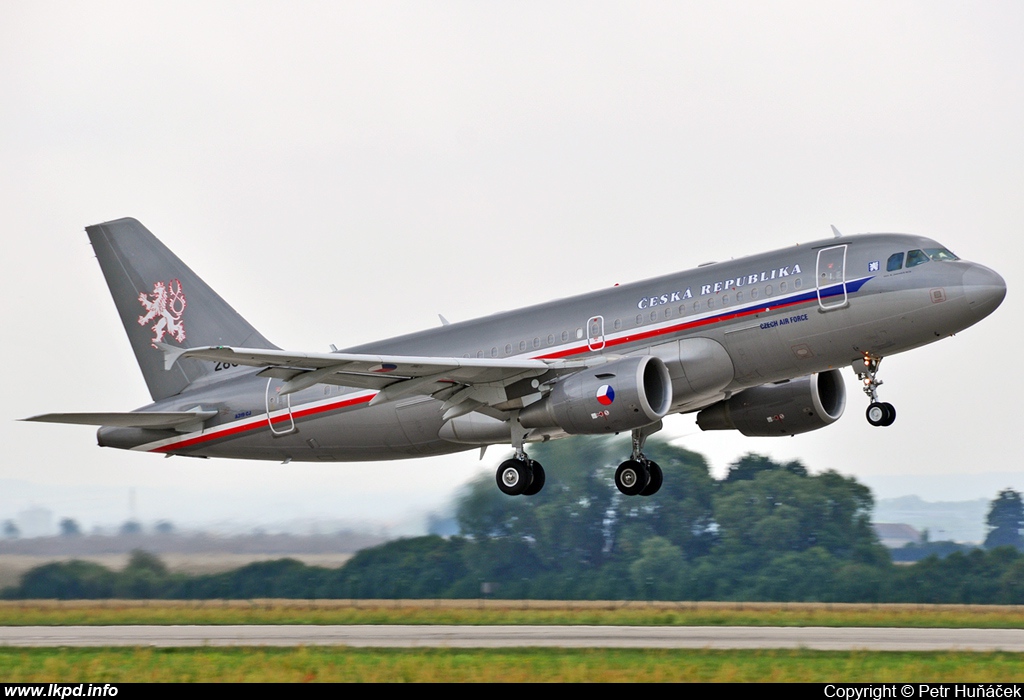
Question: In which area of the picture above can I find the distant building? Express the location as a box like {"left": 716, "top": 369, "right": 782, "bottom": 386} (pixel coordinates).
{"left": 873, "top": 523, "right": 922, "bottom": 548}
{"left": 873, "top": 496, "right": 987, "bottom": 544}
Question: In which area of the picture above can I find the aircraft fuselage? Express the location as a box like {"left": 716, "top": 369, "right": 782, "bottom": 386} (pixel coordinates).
{"left": 94, "top": 231, "right": 1005, "bottom": 463}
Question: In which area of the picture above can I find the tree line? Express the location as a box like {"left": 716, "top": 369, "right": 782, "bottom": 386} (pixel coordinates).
{"left": 4, "top": 439, "right": 1023, "bottom": 602}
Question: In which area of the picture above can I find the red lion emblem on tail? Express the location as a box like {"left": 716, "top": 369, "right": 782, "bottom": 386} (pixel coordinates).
{"left": 138, "top": 279, "right": 187, "bottom": 346}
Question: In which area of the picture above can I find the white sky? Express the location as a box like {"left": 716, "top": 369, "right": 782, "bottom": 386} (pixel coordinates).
{"left": 1, "top": 1, "right": 1022, "bottom": 532}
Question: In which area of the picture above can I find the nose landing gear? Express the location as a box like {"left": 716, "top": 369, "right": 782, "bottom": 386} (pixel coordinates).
{"left": 866, "top": 402, "right": 896, "bottom": 427}
{"left": 855, "top": 354, "right": 896, "bottom": 427}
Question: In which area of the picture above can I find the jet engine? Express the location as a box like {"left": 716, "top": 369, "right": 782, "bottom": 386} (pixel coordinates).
{"left": 519, "top": 355, "right": 672, "bottom": 434}
{"left": 695, "top": 369, "right": 846, "bottom": 437}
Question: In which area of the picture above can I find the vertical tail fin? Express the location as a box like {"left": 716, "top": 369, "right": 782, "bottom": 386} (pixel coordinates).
{"left": 86, "top": 217, "right": 278, "bottom": 401}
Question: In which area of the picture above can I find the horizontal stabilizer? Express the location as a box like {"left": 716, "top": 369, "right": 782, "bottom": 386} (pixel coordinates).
{"left": 154, "top": 342, "right": 190, "bottom": 372}
{"left": 22, "top": 411, "right": 217, "bottom": 430}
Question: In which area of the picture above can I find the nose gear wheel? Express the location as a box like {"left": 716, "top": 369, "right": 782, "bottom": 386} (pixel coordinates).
{"left": 866, "top": 402, "right": 896, "bottom": 427}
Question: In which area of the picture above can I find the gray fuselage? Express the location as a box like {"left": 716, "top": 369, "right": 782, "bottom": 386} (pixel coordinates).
{"left": 97, "top": 232, "right": 1005, "bottom": 461}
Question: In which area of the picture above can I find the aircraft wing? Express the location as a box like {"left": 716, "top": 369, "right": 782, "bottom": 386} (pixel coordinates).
{"left": 22, "top": 410, "right": 218, "bottom": 430}
{"left": 162, "top": 344, "right": 605, "bottom": 418}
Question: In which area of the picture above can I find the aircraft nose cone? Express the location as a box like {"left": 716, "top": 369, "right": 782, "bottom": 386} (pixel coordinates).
{"left": 963, "top": 265, "right": 1006, "bottom": 320}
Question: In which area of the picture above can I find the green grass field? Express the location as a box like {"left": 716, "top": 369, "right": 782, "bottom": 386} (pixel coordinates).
{"left": 2, "top": 599, "right": 1023, "bottom": 628}
{"left": 3, "top": 601, "right": 1022, "bottom": 682}
{"left": 2, "top": 647, "right": 1024, "bottom": 682}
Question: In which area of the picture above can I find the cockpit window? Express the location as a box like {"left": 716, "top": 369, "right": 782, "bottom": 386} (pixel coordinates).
{"left": 924, "top": 248, "right": 959, "bottom": 262}
{"left": 906, "top": 249, "right": 930, "bottom": 268}
{"left": 886, "top": 253, "right": 904, "bottom": 271}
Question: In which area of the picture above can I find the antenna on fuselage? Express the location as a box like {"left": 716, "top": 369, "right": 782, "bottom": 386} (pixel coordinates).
{"left": 830, "top": 225, "right": 842, "bottom": 238}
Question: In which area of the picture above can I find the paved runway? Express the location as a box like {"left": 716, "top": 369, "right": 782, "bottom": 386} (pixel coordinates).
{"left": 2, "top": 625, "right": 1024, "bottom": 651}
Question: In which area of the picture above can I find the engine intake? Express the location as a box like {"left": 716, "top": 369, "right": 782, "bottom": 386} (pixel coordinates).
{"left": 695, "top": 369, "right": 846, "bottom": 437}
{"left": 520, "top": 355, "right": 672, "bottom": 434}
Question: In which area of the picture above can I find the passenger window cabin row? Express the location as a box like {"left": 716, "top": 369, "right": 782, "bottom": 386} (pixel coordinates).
{"left": 467, "top": 276, "right": 810, "bottom": 359}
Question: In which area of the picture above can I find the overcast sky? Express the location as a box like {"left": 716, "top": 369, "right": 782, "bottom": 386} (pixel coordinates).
{"left": 2, "top": 2, "right": 1022, "bottom": 532}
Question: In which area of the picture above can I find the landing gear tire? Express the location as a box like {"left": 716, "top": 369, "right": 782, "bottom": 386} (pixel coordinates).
{"left": 496, "top": 458, "right": 533, "bottom": 496}
{"left": 522, "top": 461, "right": 546, "bottom": 496}
{"left": 856, "top": 355, "right": 897, "bottom": 428}
{"left": 866, "top": 402, "right": 896, "bottom": 427}
{"left": 639, "top": 461, "right": 663, "bottom": 497}
{"left": 615, "top": 460, "right": 650, "bottom": 496}
{"left": 881, "top": 402, "right": 896, "bottom": 426}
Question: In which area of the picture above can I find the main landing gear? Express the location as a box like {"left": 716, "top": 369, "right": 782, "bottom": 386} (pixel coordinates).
{"left": 613, "top": 426, "right": 663, "bottom": 497}
{"left": 493, "top": 414, "right": 664, "bottom": 497}
{"left": 495, "top": 413, "right": 546, "bottom": 496}
{"left": 496, "top": 454, "right": 546, "bottom": 496}
{"left": 855, "top": 354, "right": 896, "bottom": 427}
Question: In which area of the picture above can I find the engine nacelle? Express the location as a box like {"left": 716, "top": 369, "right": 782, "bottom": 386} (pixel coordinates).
{"left": 520, "top": 355, "right": 672, "bottom": 434}
{"left": 695, "top": 369, "right": 846, "bottom": 437}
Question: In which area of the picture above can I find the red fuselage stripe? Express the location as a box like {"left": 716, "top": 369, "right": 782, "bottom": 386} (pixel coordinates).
{"left": 153, "top": 290, "right": 823, "bottom": 453}
{"left": 152, "top": 393, "right": 374, "bottom": 453}
{"left": 537, "top": 296, "right": 808, "bottom": 360}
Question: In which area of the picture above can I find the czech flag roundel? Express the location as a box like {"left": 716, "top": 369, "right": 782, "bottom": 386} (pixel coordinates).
{"left": 596, "top": 384, "right": 615, "bottom": 406}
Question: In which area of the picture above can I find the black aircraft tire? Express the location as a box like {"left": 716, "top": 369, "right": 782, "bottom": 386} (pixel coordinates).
{"left": 639, "top": 461, "right": 663, "bottom": 496}
{"left": 615, "top": 460, "right": 649, "bottom": 496}
{"left": 866, "top": 402, "right": 888, "bottom": 427}
{"left": 496, "top": 459, "right": 532, "bottom": 496}
{"left": 523, "top": 461, "right": 546, "bottom": 496}
{"left": 881, "top": 402, "right": 896, "bottom": 426}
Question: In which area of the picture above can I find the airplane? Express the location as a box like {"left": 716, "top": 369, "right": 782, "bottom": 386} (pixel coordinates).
{"left": 24, "top": 218, "right": 1005, "bottom": 497}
